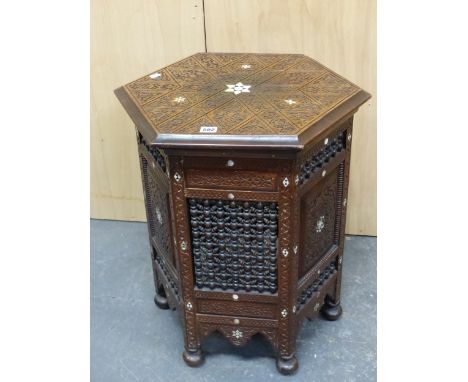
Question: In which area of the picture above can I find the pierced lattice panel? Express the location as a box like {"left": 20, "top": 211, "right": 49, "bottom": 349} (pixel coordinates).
{"left": 298, "top": 131, "right": 346, "bottom": 186}
{"left": 188, "top": 198, "right": 279, "bottom": 293}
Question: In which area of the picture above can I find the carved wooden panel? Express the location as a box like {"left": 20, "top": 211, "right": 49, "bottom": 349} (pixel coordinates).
{"left": 298, "top": 130, "right": 346, "bottom": 187}
{"left": 153, "top": 251, "right": 180, "bottom": 302}
{"left": 299, "top": 167, "right": 339, "bottom": 278}
{"left": 198, "top": 323, "right": 277, "bottom": 348}
{"left": 188, "top": 198, "right": 278, "bottom": 293}
{"left": 295, "top": 258, "right": 337, "bottom": 313}
{"left": 197, "top": 314, "right": 277, "bottom": 328}
{"left": 197, "top": 300, "right": 276, "bottom": 319}
{"left": 185, "top": 188, "right": 278, "bottom": 202}
{"left": 140, "top": 152, "right": 174, "bottom": 266}
{"left": 139, "top": 133, "right": 168, "bottom": 175}
{"left": 119, "top": 53, "right": 361, "bottom": 136}
{"left": 185, "top": 169, "right": 277, "bottom": 191}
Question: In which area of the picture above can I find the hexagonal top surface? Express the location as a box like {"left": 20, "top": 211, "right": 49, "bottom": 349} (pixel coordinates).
{"left": 115, "top": 53, "right": 370, "bottom": 149}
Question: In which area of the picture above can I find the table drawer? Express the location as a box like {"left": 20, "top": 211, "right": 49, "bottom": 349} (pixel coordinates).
{"left": 185, "top": 168, "right": 278, "bottom": 191}
{"left": 197, "top": 299, "right": 277, "bottom": 319}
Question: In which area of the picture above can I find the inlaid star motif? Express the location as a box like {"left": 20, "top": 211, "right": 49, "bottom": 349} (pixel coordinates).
{"left": 149, "top": 72, "right": 161, "bottom": 79}
{"left": 241, "top": 64, "right": 252, "bottom": 69}
{"left": 285, "top": 99, "right": 297, "bottom": 105}
{"left": 232, "top": 329, "right": 243, "bottom": 339}
{"left": 173, "top": 96, "right": 186, "bottom": 103}
{"left": 225, "top": 82, "right": 251, "bottom": 95}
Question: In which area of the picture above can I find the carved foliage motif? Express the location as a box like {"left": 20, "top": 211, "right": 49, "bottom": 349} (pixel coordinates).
{"left": 124, "top": 53, "right": 360, "bottom": 136}
{"left": 186, "top": 188, "right": 278, "bottom": 202}
{"left": 300, "top": 169, "right": 338, "bottom": 277}
{"left": 197, "top": 300, "right": 276, "bottom": 319}
{"left": 186, "top": 169, "right": 277, "bottom": 191}
{"left": 188, "top": 198, "right": 278, "bottom": 293}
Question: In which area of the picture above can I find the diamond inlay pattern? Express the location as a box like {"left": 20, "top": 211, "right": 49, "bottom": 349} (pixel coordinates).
{"left": 123, "top": 53, "right": 360, "bottom": 136}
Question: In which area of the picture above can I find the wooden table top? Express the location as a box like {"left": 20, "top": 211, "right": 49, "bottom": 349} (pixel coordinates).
{"left": 115, "top": 53, "right": 370, "bottom": 150}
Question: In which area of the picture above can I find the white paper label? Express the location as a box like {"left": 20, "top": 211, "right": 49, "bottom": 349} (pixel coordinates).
{"left": 199, "top": 126, "right": 218, "bottom": 133}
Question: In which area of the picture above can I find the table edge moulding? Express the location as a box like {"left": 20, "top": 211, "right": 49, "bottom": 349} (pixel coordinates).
{"left": 114, "top": 52, "right": 371, "bottom": 375}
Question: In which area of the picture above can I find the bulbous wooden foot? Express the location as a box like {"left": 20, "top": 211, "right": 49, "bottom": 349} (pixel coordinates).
{"left": 183, "top": 348, "right": 204, "bottom": 367}
{"left": 153, "top": 286, "right": 169, "bottom": 310}
{"left": 321, "top": 300, "right": 343, "bottom": 321}
{"left": 276, "top": 355, "right": 298, "bottom": 375}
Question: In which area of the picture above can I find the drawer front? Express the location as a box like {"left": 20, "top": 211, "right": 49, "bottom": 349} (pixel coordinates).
{"left": 185, "top": 168, "right": 278, "bottom": 191}
{"left": 197, "top": 299, "right": 277, "bottom": 319}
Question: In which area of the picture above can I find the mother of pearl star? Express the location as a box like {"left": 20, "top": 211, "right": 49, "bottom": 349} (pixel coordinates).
{"left": 225, "top": 82, "right": 251, "bottom": 95}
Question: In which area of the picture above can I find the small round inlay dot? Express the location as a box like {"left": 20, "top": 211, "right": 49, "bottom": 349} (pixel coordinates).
{"left": 233, "top": 318, "right": 240, "bottom": 325}
{"left": 324, "top": 138, "right": 329, "bottom": 145}
{"left": 228, "top": 193, "right": 235, "bottom": 200}
{"left": 226, "top": 159, "right": 235, "bottom": 167}
{"left": 322, "top": 170, "right": 327, "bottom": 177}
{"left": 232, "top": 294, "right": 239, "bottom": 301}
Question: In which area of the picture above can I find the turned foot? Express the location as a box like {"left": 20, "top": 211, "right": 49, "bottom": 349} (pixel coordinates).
{"left": 321, "top": 300, "right": 343, "bottom": 321}
{"left": 183, "top": 348, "right": 204, "bottom": 367}
{"left": 276, "top": 355, "right": 298, "bottom": 375}
{"left": 153, "top": 285, "right": 169, "bottom": 310}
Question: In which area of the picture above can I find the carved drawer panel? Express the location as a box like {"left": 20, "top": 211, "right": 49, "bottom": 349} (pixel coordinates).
{"left": 185, "top": 168, "right": 278, "bottom": 191}
{"left": 197, "top": 299, "right": 276, "bottom": 319}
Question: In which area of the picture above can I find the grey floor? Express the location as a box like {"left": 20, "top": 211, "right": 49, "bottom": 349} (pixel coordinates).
{"left": 91, "top": 220, "right": 376, "bottom": 382}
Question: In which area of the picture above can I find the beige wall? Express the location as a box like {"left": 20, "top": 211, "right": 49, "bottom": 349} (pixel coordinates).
{"left": 91, "top": 0, "right": 205, "bottom": 220}
{"left": 91, "top": 0, "right": 376, "bottom": 235}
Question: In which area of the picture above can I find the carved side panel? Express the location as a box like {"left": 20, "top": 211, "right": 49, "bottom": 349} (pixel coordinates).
{"left": 298, "top": 167, "right": 339, "bottom": 278}
{"left": 141, "top": 156, "right": 174, "bottom": 264}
